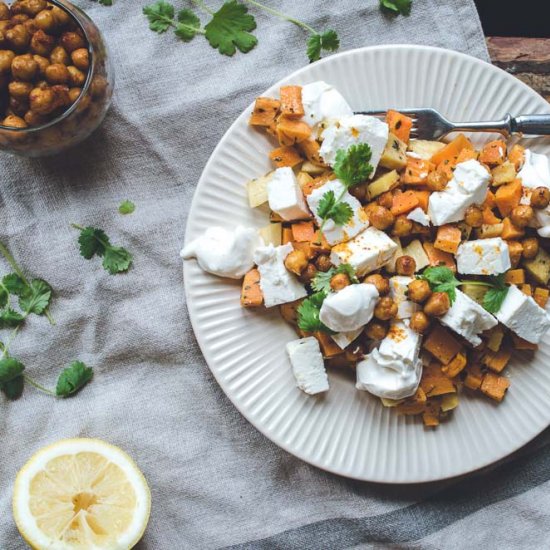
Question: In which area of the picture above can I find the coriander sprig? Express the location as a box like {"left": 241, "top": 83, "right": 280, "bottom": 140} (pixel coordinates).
{"left": 380, "top": 0, "right": 412, "bottom": 16}
{"left": 311, "top": 263, "right": 358, "bottom": 294}
{"left": 297, "top": 291, "right": 333, "bottom": 333}
{"left": 419, "top": 266, "right": 509, "bottom": 313}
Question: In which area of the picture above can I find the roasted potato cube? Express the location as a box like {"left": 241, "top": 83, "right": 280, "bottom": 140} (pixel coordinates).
{"left": 379, "top": 133, "right": 407, "bottom": 170}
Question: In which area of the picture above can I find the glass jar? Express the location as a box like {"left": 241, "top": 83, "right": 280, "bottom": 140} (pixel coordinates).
{"left": 0, "top": 0, "right": 114, "bottom": 157}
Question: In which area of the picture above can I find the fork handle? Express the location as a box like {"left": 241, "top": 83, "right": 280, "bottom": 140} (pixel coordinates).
{"left": 511, "top": 114, "right": 550, "bottom": 135}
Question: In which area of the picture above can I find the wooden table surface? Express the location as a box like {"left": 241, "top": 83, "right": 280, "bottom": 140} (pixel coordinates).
{"left": 488, "top": 37, "right": 550, "bottom": 102}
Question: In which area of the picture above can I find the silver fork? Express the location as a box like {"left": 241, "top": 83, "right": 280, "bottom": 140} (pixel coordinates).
{"left": 355, "top": 109, "right": 550, "bottom": 140}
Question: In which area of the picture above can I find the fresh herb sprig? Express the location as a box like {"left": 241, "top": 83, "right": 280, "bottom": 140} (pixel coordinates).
{"left": 311, "top": 263, "right": 358, "bottom": 294}
{"left": 297, "top": 292, "right": 333, "bottom": 333}
{"left": 119, "top": 200, "right": 136, "bottom": 215}
{"left": 143, "top": 0, "right": 339, "bottom": 62}
{"left": 96, "top": 0, "right": 113, "bottom": 5}
{"left": 419, "top": 266, "right": 509, "bottom": 313}
{"left": 380, "top": 0, "right": 412, "bottom": 16}
{"left": 72, "top": 224, "right": 133, "bottom": 275}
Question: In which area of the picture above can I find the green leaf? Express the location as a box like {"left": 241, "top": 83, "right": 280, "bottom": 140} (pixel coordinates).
{"left": 0, "top": 357, "right": 25, "bottom": 385}
{"left": 419, "top": 266, "right": 460, "bottom": 304}
{"left": 98, "top": 0, "right": 113, "bottom": 5}
{"left": 334, "top": 143, "right": 374, "bottom": 188}
{"left": 2, "top": 273, "right": 27, "bottom": 297}
{"left": 102, "top": 246, "right": 133, "bottom": 275}
{"left": 297, "top": 292, "right": 333, "bottom": 333}
{"left": 118, "top": 200, "right": 136, "bottom": 215}
{"left": 56, "top": 361, "right": 93, "bottom": 397}
{"left": 78, "top": 227, "right": 110, "bottom": 259}
{"left": 306, "top": 29, "right": 340, "bottom": 63}
{"left": 311, "top": 263, "right": 359, "bottom": 294}
{"left": 0, "top": 286, "right": 7, "bottom": 309}
{"left": 1, "top": 375, "right": 24, "bottom": 400}
{"left": 317, "top": 190, "right": 337, "bottom": 220}
{"left": 175, "top": 9, "right": 201, "bottom": 41}
{"left": 143, "top": 1, "right": 175, "bottom": 33}
{"left": 380, "top": 0, "right": 412, "bottom": 16}
{"left": 483, "top": 286, "right": 509, "bottom": 313}
{"left": 0, "top": 308, "right": 25, "bottom": 328}
{"left": 205, "top": 0, "right": 258, "bottom": 56}
{"left": 19, "top": 279, "right": 52, "bottom": 315}
{"left": 316, "top": 191, "right": 354, "bottom": 227}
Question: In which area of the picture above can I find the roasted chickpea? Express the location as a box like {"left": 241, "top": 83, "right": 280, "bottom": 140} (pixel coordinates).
{"left": 410, "top": 311, "right": 430, "bottom": 334}
{"left": 23, "top": 108, "right": 46, "bottom": 126}
{"left": 29, "top": 85, "right": 55, "bottom": 114}
{"left": 464, "top": 204, "right": 483, "bottom": 228}
{"left": 9, "top": 1, "right": 25, "bottom": 15}
{"left": 10, "top": 14, "right": 29, "bottom": 25}
{"left": 507, "top": 240, "right": 523, "bottom": 268}
{"left": 66, "top": 64, "right": 85, "bottom": 87}
{"left": 369, "top": 205, "right": 395, "bottom": 231}
{"left": 34, "top": 9, "right": 56, "bottom": 32}
{"left": 44, "top": 62, "right": 69, "bottom": 84}
{"left": 426, "top": 170, "right": 448, "bottom": 192}
{"left": 530, "top": 186, "right": 550, "bottom": 209}
{"left": 0, "top": 49, "right": 15, "bottom": 73}
{"left": 17, "top": 0, "right": 47, "bottom": 16}
{"left": 377, "top": 191, "right": 394, "bottom": 210}
{"left": 300, "top": 263, "right": 317, "bottom": 284}
{"left": 284, "top": 249, "right": 307, "bottom": 276}
{"left": 90, "top": 74, "right": 107, "bottom": 99}
{"left": 330, "top": 273, "right": 351, "bottom": 291}
{"left": 60, "top": 31, "right": 85, "bottom": 53}
{"left": 510, "top": 205, "right": 534, "bottom": 228}
{"left": 30, "top": 29, "right": 55, "bottom": 56}
{"left": 9, "top": 94, "right": 28, "bottom": 116}
{"left": 374, "top": 296, "right": 398, "bottom": 321}
{"left": 50, "top": 45, "right": 69, "bottom": 65}
{"left": 51, "top": 84, "right": 70, "bottom": 108}
{"left": 8, "top": 80, "right": 32, "bottom": 100}
{"left": 0, "top": 19, "right": 10, "bottom": 34}
{"left": 522, "top": 237, "right": 539, "bottom": 260}
{"left": 6, "top": 24, "right": 30, "bottom": 51}
{"left": 0, "top": 3, "right": 9, "bottom": 20}
{"left": 11, "top": 53, "right": 37, "bottom": 80}
{"left": 349, "top": 183, "right": 367, "bottom": 203}
{"left": 70, "top": 47, "right": 88, "bottom": 71}
{"left": 407, "top": 279, "right": 432, "bottom": 303}
{"left": 396, "top": 255, "right": 416, "bottom": 276}
{"left": 364, "top": 319, "right": 388, "bottom": 341}
{"left": 33, "top": 53, "right": 49, "bottom": 75}
{"left": 314, "top": 254, "right": 332, "bottom": 272}
{"left": 2, "top": 114, "right": 27, "bottom": 128}
{"left": 392, "top": 215, "right": 413, "bottom": 237}
{"left": 424, "top": 291, "right": 451, "bottom": 317}
{"left": 51, "top": 6, "right": 71, "bottom": 27}
{"left": 364, "top": 273, "right": 390, "bottom": 296}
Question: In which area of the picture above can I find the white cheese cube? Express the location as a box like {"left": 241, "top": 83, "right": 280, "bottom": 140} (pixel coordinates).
{"left": 254, "top": 244, "right": 307, "bottom": 308}
{"left": 301, "top": 81, "right": 353, "bottom": 129}
{"left": 401, "top": 239, "right": 430, "bottom": 272}
{"left": 407, "top": 207, "right": 430, "bottom": 226}
{"left": 384, "top": 237, "right": 402, "bottom": 273}
{"left": 456, "top": 237, "right": 511, "bottom": 276}
{"left": 286, "top": 337, "right": 329, "bottom": 395}
{"left": 319, "top": 114, "right": 389, "bottom": 175}
{"left": 495, "top": 284, "right": 550, "bottom": 344}
{"left": 440, "top": 289, "right": 498, "bottom": 346}
{"left": 331, "top": 328, "right": 363, "bottom": 350}
{"left": 330, "top": 227, "right": 398, "bottom": 277}
{"left": 307, "top": 179, "right": 369, "bottom": 245}
{"left": 389, "top": 276, "right": 419, "bottom": 319}
{"left": 267, "top": 167, "right": 311, "bottom": 221}
{"left": 428, "top": 160, "right": 490, "bottom": 225}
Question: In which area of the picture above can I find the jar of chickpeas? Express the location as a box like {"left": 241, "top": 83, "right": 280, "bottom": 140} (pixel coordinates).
{"left": 0, "top": 0, "right": 114, "bottom": 156}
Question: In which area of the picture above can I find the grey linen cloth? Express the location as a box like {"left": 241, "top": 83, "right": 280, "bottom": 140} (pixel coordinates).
{"left": 3, "top": 1, "right": 546, "bottom": 549}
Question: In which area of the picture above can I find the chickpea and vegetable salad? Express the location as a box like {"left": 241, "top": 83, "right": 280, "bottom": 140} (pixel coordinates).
{"left": 183, "top": 81, "right": 550, "bottom": 428}
{"left": 0, "top": 0, "right": 90, "bottom": 129}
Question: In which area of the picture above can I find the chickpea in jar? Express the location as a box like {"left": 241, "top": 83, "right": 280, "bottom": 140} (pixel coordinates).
{"left": 29, "top": 86, "right": 55, "bottom": 115}
{"left": 2, "top": 114, "right": 27, "bottom": 128}
{"left": 70, "top": 48, "right": 89, "bottom": 71}
{"left": 30, "top": 29, "right": 55, "bottom": 56}
{"left": 11, "top": 53, "right": 38, "bottom": 81}
{"left": 34, "top": 9, "right": 56, "bottom": 33}
{"left": 0, "top": 2, "right": 9, "bottom": 20}
{"left": 6, "top": 24, "right": 30, "bottom": 51}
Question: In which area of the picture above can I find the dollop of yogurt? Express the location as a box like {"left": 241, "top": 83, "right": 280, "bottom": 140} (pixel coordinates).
{"left": 518, "top": 149, "right": 550, "bottom": 189}
{"left": 181, "top": 226, "right": 262, "bottom": 279}
{"left": 356, "top": 321, "right": 422, "bottom": 400}
{"left": 319, "top": 283, "right": 379, "bottom": 332}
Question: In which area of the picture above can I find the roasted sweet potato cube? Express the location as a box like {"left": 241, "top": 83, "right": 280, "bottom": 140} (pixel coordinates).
{"left": 480, "top": 372, "right": 510, "bottom": 402}
{"left": 423, "top": 242, "right": 456, "bottom": 272}
{"left": 423, "top": 325, "right": 462, "bottom": 365}
{"left": 512, "top": 334, "right": 538, "bottom": 351}
{"left": 386, "top": 110, "right": 413, "bottom": 144}
{"left": 495, "top": 179, "right": 522, "bottom": 217}
{"left": 508, "top": 144, "right": 525, "bottom": 170}
{"left": 241, "top": 269, "right": 263, "bottom": 307}
{"left": 430, "top": 134, "right": 474, "bottom": 165}
{"left": 464, "top": 364, "right": 484, "bottom": 390}
{"left": 315, "top": 331, "right": 342, "bottom": 358}
{"left": 401, "top": 157, "right": 434, "bottom": 185}
{"left": 291, "top": 221, "right": 315, "bottom": 242}
{"left": 276, "top": 116, "right": 312, "bottom": 146}
{"left": 279, "top": 85, "right": 304, "bottom": 118}
{"left": 504, "top": 269, "right": 525, "bottom": 285}
{"left": 443, "top": 352, "right": 467, "bottom": 378}
{"left": 269, "top": 146, "right": 303, "bottom": 168}
{"left": 420, "top": 363, "right": 456, "bottom": 397}
{"left": 534, "top": 287, "right": 550, "bottom": 308}
{"left": 250, "top": 97, "right": 280, "bottom": 127}
{"left": 483, "top": 345, "right": 512, "bottom": 373}
{"left": 479, "top": 140, "right": 507, "bottom": 165}
{"left": 501, "top": 217, "right": 525, "bottom": 240}
{"left": 422, "top": 400, "right": 442, "bottom": 427}
{"left": 434, "top": 225, "right": 462, "bottom": 254}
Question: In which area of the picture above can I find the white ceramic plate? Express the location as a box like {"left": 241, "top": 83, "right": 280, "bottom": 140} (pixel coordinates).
{"left": 183, "top": 45, "right": 550, "bottom": 483}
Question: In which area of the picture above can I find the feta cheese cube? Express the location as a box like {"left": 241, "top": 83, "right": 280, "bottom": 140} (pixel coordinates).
{"left": 319, "top": 114, "right": 389, "bottom": 175}
{"left": 286, "top": 337, "right": 329, "bottom": 395}
{"left": 254, "top": 244, "right": 307, "bottom": 307}
{"left": 456, "top": 237, "right": 511, "bottom": 276}
{"left": 495, "top": 284, "right": 550, "bottom": 344}
{"left": 307, "top": 179, "right": 369, "bottom": 245}
{"left": 330, "top": 227, "right": 398, "bottom": 277}
{"left": 267, "top": 167, "right": 311, "bottom": 221}
{"left": 389, "top": 276, "right": 419, "bottom": 319}
{"left": 440, "top": 289, "right": 498, "bottom": 346}
{"left": 331, "top": 328, "right": 363, "bottom": 350}
{"left": 428, "top": 160, "right": 490, "bottom": 225}
{"left": 407, "top": 207, "right": 430, "bottom": 226}
{"left": 301, "top": 81, "right": 353, "bottom": 129}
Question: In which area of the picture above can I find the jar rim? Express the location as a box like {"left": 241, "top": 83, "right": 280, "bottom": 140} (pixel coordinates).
{"left": 0, "top": 0, "right": 97, "bottom": 133}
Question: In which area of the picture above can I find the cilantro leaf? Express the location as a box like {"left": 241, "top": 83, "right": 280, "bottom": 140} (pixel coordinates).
{"left": 312, "top": 264, "right": 359, "bottom": 294}
{"left": 56, "top": 361, "right": 93, "bottom": 397}
{"left": 103, "top": 246, "right": 133, "bottom": 275}
{"left": 19, "top": 279, "right": 52, "bottom": 315}
{"left": 205, "top": 0, "right": 258, "bottom": 56}
{"left": 334, "top": 143, "right": 374, "bottom": 188}
{"left": 0, "top": 308, "right": 25, "bottom": 328}
{"left": 98, "top": 0, "right": 113, "bottom": 5}
{"left": 78, "top": 227, "right": 110, "bottom": 259}
{"left": 0, "top": 286, "right": 7, "bottom": 309}
{"left": 143, "top": 1, "right": 175, "bottom": 33}
{"left": 483, "top": 287, "right": 509, "bottom": 314}
{"left": 118, "top": 200, "right": 136, "bottom": 215}
{"left": 2, "top": 273, "right": 27, "bottom": 297}
{"left": 317, "top": 190, "right": 337, "bottom": 219}
{"left": 297, "top": 292, "right": 333, "bottom": 333}
{"left": 0, "top": 357, "right": 25, "bottom": 385}
{"left": 317, "top": 191, "right": 354, "bottom": 227}
{"left": 175, "top": 8, "right": 201, "bottom": 41}
{"left": 1, "top": 375, "right": 24, "bottom": 400}
{"left": 380, "top": 0, "right": 412, "bottom": 16}
{"left": 306, "top": 29, "right": 340, "bottom": 63}
{"left": 419, "top": 266, "right": 460, "bottom": 303}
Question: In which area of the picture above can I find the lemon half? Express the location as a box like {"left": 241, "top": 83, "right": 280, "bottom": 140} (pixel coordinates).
{"left": 13, "top": 438, "right": 151, "bottom": 550}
